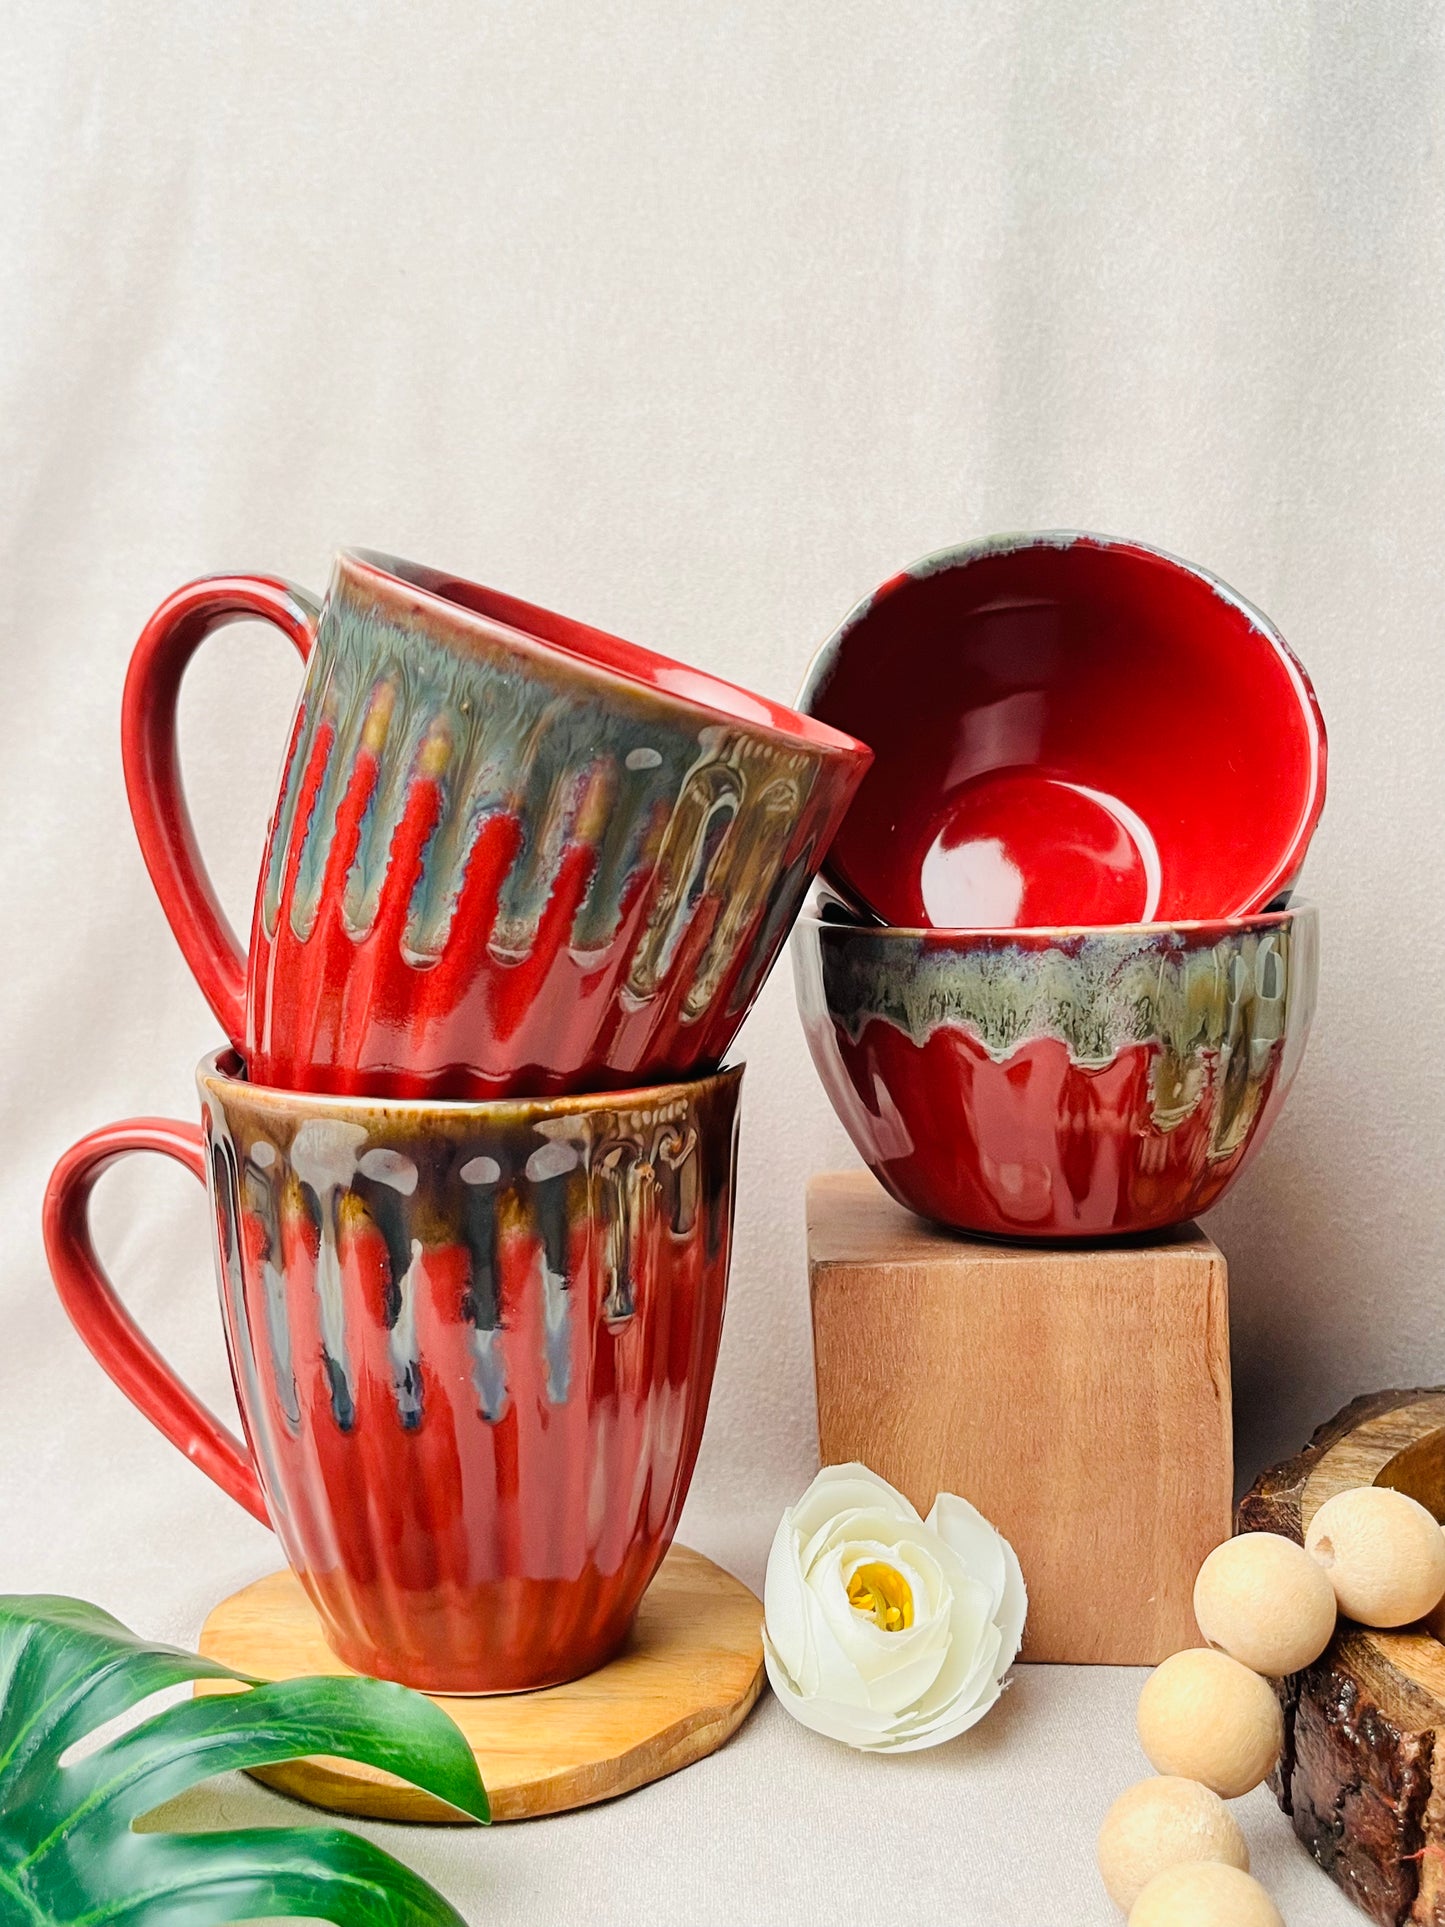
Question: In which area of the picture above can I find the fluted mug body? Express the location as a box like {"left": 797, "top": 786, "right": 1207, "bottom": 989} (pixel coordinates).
{"left": 44, "top": 1055, "right": 742, "bottom": 1693}
{"left": 123, "top": 551, "right": 869, "bottom": 1097}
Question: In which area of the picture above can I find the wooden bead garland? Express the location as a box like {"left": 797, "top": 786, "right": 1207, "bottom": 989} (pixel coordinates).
{"left": 1098, "top": 1483, "right": 1445, "bottom": 1919}
{"left": 1192, "top": 1532, "right": 1336, "bottom": 1678}
{"left": 1303, "top": 1485, "right": 1445, "bottom": 1627}
{"left": 1096, "top": 1778, "right": 1249, "bottom": 1912}
{"left": 1136, "top": 1649, "right": 1284, "bottom": 1798}
{"left": 1128, "top": 1861, "right": 1284, "bottom": 1927}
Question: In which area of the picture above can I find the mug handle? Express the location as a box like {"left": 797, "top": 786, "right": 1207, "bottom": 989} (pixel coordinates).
{"left": 122, "top": 575, "right": 319, "bottom": 1044}
{"left": 42, "top": 1119, "right": 269, "bottom": 1526}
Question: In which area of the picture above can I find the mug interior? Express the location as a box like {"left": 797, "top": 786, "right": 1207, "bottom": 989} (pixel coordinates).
{"left": 347, "top": 549, "right": 866, "bottom": 758}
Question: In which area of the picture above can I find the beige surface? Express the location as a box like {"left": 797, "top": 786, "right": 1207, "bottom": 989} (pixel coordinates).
{"left": 1, "top": 2, "right": 1433, "bottom": 1920}
{"left": 808, "top": 1172, "right": 1233, "bottom": 1664}
{"left": 195, "top": 1547, "right": 764, "bottom": 1823}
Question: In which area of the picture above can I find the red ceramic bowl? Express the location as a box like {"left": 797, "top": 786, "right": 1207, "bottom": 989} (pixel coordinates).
{"left": 43, "top": 1052, "right": 741, "bottom": 1692}
{"left": 799, "top": 533, "right": 1326, "bottom": 929}
{"left": 793, "top": 904, "right": 1317, "bottom": 1241}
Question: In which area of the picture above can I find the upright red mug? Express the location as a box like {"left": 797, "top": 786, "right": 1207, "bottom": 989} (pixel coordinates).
{"left": 43, "top": 1052, "right": 742, "bottom": 1692}
{"left": 124, "top": 551, "right": 870, "bottom": 1098}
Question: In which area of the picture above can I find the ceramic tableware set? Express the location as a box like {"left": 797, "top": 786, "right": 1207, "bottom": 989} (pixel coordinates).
{"left": 791, "top": 532, "right": 1327, "bottom": 1242}
{"left": 43, "top": 550, "right": 871, "bottom": 1692}
{"left": 39, "top": 531, "right": 1326, "bottom": 1705}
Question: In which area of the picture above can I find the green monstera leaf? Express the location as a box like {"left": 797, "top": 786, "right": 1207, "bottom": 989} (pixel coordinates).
{"left": 0, "top": 1595, "right": 489, "bottom": 1925}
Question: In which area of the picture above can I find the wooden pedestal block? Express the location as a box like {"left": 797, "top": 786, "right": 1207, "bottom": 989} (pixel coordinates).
{"left": 806, "top": 1171, "right": 1233, "bottom": 1666}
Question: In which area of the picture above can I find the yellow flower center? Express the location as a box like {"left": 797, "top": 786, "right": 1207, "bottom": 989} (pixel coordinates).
{"left": 847, "top": 1561, "right": 914, "bottom": 1632}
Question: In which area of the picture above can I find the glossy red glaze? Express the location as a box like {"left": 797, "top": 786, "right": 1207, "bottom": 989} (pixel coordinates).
{"left": 793, "top": 907, "right": 1318, "bottom": 1241}
{"left": 800, "top": 534, "right": 1327, "bottom": 929}
{"left": 829, "top": 1026, "right": 1265, "bottom": 1238}
{"left": 124, "top": 553, "right": 869, "bottom": 1099}
{"left": 43, "top": 1055, "right": 741, "bottom": 1692}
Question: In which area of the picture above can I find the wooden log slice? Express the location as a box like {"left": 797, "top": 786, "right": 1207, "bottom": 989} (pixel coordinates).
{"left": 1240, "top": 1388, "right": 1445, "bottom": 1925}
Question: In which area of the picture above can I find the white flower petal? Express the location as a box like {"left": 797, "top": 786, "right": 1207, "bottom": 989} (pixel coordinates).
{"left": 894, "top": 1619, "right": 1002, "bottom": 1735}
{"left": 811, "top": 1510, "right": 947, "bottom": 1599}
{"left": 859, "top": 1645, "right": 954, "bottom": 1715}
{"left": 865, "top": 1678, "right": 1005, "bottom": 1752}
{"left": 885, "top": 1569, "right": 993, "bottom": 1725}
{"left": 927, "top": 1491, "right": 1007, "bottom": 1621}
{"left": 763, "top": 1634, "right": 906, "bottom": 1746}
{"left": 790, "top": 1465, "right": 919, "bottom": 1549}
{"left": 809, "top": 1551, "right": 909, "bottom": 1664}
{"left": 762, "top": 1470, "right": 1026, "bottom": 1756}
{"left": 950, "top": 1617, "right": 1005, "bottom": 1714}
{"left": 831, "top": 1536, "right": 935, "bottom": 1607}
{"left": 815, "top": 1539, "right": 948, "bottom": 1652}
{"left": 809, "top": 1462, "right": 920, "bottom": 1511}
{"left": 993, "top": 1534, "right": 1028, "bottom": 1675}
{"left": 875, "top": 1532, "right": 950, "bottom": 1620}
{"left": 762, "top": 1520, "right": 813, "bottom": 1683}
{"left": 799, "top": 1586, "right": 881, "bottom": 1708}
{"left": 799, "top": 1505, "right": 887, "bottom": 1574}
{"left": 766, "top": 1531, "right": 873, "bottom": 1706}
{"left": 801, "top": 1497, "right": 929, "bottom": 1575}
{"left": 814, "top": 1603, "right": 951, "bottom": 1710}
{"left": 835, "top": 1545, "right": 944, "bottom": 1647}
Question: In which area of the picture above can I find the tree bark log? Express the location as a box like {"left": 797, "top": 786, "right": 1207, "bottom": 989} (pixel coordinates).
{"left": 1240, "top": 1389, "right": 1445, "bottom": 1925}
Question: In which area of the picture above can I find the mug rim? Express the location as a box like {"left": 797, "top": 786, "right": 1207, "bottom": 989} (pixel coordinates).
{"left": 798, "top": 897, "right": 1316, "bottom": 943}
{"left": 196, "top": 1048, "right": 745, "bottom": 1119}
{"left": 338, "top": 548, "right": 870, "bottom": 766}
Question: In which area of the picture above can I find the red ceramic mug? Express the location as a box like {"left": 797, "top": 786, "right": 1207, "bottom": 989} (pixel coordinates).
{"left": 43, "top": 1051, "right": 741, "bottom": 1692}
{"left": 124, "top": 551, "right": 869, "bottom": 1098}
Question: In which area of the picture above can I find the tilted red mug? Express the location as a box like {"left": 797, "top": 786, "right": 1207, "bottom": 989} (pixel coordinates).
{"left": 123, "top": 551, "right": 870, "bottom": 1098}
{"left": 43, "top": 1051, "right": 742, "bottom": 1692}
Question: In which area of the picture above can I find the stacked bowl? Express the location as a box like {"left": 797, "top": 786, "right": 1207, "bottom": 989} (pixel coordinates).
{"left": 43, "top": 550, "right": 871, "bottom": 1691}
{"left": 792, "top": 533, "right": 1325, "bottom": 1242}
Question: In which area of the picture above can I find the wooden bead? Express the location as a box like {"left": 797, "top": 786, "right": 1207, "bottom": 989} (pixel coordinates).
{"left": 1305, "top": 1486, "right": 1445, "bottom": 1627}
{"left": 1096, "top": 1778, "right": 1249, "bottom": 1911}
{"left": 1136, "top": 1649, "right": 1283, "bottom": 1797}
{"left": 1193, "top": 1531, "right": 1337, "bottom": 1676}
{"left": 1129, "top": 1861, "right": 1283, "bottom": 1926}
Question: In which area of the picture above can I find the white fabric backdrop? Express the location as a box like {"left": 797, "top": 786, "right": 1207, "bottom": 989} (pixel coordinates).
{"left": 3, "top": 3, "right": 1441, "bottom": 1920}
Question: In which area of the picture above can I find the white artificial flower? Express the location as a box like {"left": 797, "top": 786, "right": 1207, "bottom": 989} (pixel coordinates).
{"left": 762, "top": 1463, "right": 1027, "bottom": 1752}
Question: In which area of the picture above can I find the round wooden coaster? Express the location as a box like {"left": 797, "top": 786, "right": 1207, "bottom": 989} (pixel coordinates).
{"left": 196, "top": 1544, "right": 764, "bottom": 1823}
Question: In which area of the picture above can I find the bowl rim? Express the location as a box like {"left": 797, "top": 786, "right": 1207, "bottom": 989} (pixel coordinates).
{"left": 796, "top": 528, "right": 1328, "bottom": 921}
{"left": 797, "top": 897, "right": 1317, "bottom": 942}
{"left": 197, "top": 1047, "right": 745, "bottom": 1120}
{"left": 337, "top": 549, "right": 870, "bottom": 765}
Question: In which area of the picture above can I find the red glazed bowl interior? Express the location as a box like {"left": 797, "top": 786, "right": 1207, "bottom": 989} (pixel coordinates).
{"left": 793, "top": 905, "right": 1318, "bottom": 1242}
{"left": 799, "top": 533, "right": 1326, "bottom": 929}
